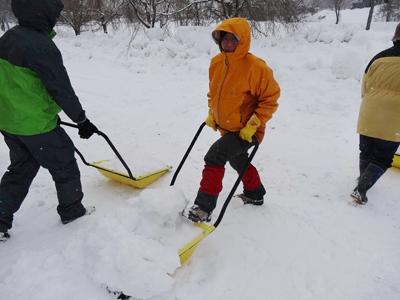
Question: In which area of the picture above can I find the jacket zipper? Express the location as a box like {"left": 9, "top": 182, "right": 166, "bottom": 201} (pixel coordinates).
{"left": 217, "top": 54, "right": 229, "bottom": 129}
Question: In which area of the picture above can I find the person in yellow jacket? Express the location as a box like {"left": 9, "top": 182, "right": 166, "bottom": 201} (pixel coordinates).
{"left": 182, "top": 18, "right": 280, "bottom": 223}
{"left": 351, "top": 22, "right": 400, "bottom": 205}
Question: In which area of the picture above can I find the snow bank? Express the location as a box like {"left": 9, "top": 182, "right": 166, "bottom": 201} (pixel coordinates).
{"left": 1, "top": 7, "right": 399, "bottom": 300}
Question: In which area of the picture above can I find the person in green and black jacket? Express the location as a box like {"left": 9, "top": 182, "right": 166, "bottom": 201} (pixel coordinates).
{"left": 351, "top": 22, "right": 400, "bottom": 205}
{"left": 0, "top": 0, "right": 98, "bottom": 241}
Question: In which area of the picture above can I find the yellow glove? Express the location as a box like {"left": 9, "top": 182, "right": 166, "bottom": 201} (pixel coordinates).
{"left": 205, "top": 110, "right": 217, "bottom": 131}
{"left": 239, "top": 115, "right": 261, "bottom": 142}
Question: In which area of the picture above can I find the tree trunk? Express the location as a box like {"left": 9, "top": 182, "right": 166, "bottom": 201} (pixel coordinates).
{"left": 101, "top": 16, "right": 108, "bottom": 34}
{"left": 366, "top": 1, "right": 375, "bottom": 30}
{"left": 386, "top": 0, "right": 392, "bottom": 22}
{"left": 73, "top": 26, "right": 81, "bottom": 36}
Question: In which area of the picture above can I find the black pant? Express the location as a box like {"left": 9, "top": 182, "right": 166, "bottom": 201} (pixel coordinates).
{"left": 0, "top": 126, "right": 85, "bottom": 232}
{"left": 194, "top": 132, "right": 259, "bottom": 212}
{"left": 204, "top": 132, "right": 254, "bottom": 171}
{"left": 359, "top": 135, "right": 400, "bottom": 171}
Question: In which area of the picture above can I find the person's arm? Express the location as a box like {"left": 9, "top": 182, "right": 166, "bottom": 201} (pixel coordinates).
{"left": 29, "top": 40, "right": 86, "bottom": 123}
{"left": 361, "top": 73, "right": 367, "bottom": 99}
{"left": 29, "top": 39, "right": 97, "bottom": 138}
{"left": 253, "top": 64, "right": 280, "bottom": 125}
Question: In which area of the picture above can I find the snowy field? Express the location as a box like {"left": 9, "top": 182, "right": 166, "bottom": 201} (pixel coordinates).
{"left": 1, "top": 7, "right": 400, "bottom": 300}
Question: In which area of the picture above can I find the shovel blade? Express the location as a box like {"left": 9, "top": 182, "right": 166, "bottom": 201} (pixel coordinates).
{"left": 392, "top": 153, "right": 400, "bottom": 168}
{"left": 178, "top": 223, "right": 215, "bottom": 264}
{"left": 89, "top": 161, "right": 171, "bottom": 188}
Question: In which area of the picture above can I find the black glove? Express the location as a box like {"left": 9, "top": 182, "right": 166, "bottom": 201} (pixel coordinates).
{"left": 78, "top": 119, "right": 98, "bottom": 139}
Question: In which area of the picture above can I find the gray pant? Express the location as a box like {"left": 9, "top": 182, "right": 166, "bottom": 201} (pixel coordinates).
{"left": 0, "top": 126, "right": 85, "bottom": 232}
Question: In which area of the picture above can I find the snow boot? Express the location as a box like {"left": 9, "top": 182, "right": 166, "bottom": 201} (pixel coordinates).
{"left": 0, "top": 232, "right": 10, "bottom": 242}
{"left": 351, "top": 164, "right": 385, "bottom": 205}
{"left": 61, "top": 206, "right": 96, "bottom": 224}
{"left": 358, "top": 158, "right": 370, "bottom": 180}
{"left": 237, "top": 184, "right": 266, "bottom": 205}
{"left": 182, "top": 204, "right": 212, "bottom": 223}
{"left": 351, "top": 188, "right": 368, "bottom": 205}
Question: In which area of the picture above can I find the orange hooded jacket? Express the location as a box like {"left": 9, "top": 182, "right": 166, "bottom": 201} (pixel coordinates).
{"left": 208, "top": 18, "right": 280, "bottom": 143}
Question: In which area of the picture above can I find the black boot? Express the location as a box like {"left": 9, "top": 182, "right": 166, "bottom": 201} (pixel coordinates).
{"left": 237, "top": 184, "right": 266, "bottom": 205}
{"left": 0, "top": 231, "right": 10, "bottom": 242}
{"left": 351, "top": 164, "right": 385, "bottom": 205}
{"left": 359, "top": 158, "right": 370, "bottom": 180}
{"left": 182, "top": 191, "right": 217, "bottom": 223}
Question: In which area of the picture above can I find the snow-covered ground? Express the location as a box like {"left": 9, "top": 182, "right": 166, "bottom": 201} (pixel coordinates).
{"left": 1, "top": 7, "right": 400, "bottom": 300}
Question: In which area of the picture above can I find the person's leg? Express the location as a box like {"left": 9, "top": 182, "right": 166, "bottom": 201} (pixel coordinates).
{"left": 184, "top": 133, "right": 253, "bottom": 222}
{"left": 359, "top": 134, "right": 374, "bottom": 177}
{"left": 20, "top": 127, "right": 86, "bottom": 223}
{"left": 194, "top": 165, "right": 225, "bottom": 213}
{"left": 195, "top": 133, "right": 252, "bottom": 211}
{"left": 230, "top": 153, "right": 265, "bottom": 204}
{"left": 368, "top": 137, "right": 399, "bottom": 173}
{"left": 352, "top": 137, "right": 399, "bottom": 204}
{"left": 0, "top": 131, "right": 40, "bottom": 233}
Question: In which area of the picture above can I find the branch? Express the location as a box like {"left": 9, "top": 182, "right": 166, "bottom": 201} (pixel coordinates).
{"left": 157, "top": 0, "right": 209, "bottom": 17}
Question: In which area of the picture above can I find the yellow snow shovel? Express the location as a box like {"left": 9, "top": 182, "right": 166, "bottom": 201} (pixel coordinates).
{"left": 170, "top": 122, "right": 259, "bottom": 264}
{"left": 61, "top": 121, "right": 171, "bottom": 188}
{"left": 392, "top": 153, "right": 400, "bottom": 169}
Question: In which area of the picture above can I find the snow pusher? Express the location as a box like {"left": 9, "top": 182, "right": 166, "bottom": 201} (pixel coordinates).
{"left": 60, "top": 121, "right": 171, "bottom": 188}
{"left": 170, "top": 122, "right": 259, "bottom": 264}
{"left": 392, "top": 153, "right": 400, "bottom": 168}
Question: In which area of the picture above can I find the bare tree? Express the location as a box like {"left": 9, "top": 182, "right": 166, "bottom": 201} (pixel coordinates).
{"left": 127, "top": 0, "right": 208, "bottom": 28}
{"left": 328, "top": 0, "right": 345, "bottom": 24}
{"left": 209, "top": 0, "right": 249, "bottom": 19}
{"left": 91, "top": 0, "right": 126, "bottom": 33}
{"left": 61, "top": 0, "right": 93, "bottom": 35}
{"left": 0, "top": 0, "right": 13, "bottom": 31}
{"left": 244, "top": 0, "right": 310, "bottom": 37}
{"left": 307, "top": 0, "right": 323, "bottom": 15}
{"left": 171, "top": 0, "right": 209, "bottom": 26}
{"left": 366, "top": 0, "right": 375, "bottom": 30}
{"left": 378, "top": 0, "right": 399, "bottom": 22}
{"left": 126, "top": 0, "right": 171, "bottom": 28}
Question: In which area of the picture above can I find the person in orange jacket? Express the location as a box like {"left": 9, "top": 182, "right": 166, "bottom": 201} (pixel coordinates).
{"left": 182, "top": 18, "right": 280, "bottom": 223}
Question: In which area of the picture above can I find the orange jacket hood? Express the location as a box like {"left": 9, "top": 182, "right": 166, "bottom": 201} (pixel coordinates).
{"left": 212, "top": 18, "right": 251, "bottom": 59}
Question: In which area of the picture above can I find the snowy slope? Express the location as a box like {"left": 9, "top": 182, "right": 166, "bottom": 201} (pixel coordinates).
{"left": 1, "top": 8, "right": 399, "bottom": 300}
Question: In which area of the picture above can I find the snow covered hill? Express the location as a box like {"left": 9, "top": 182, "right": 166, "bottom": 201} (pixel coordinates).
{"left": 1, "top": 8, "right": 399, "bottom": 300}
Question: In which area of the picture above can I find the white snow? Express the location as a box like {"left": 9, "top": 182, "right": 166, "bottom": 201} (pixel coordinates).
{"left": 1, "top": 8, "right": 400, "bottom": 300}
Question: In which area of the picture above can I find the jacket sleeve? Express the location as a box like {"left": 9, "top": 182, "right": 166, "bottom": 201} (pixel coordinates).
{"left": 28, "top": 39, "right": 86, "bottom": 123}
{"left": 361, "top": 73, "right": 367, "bottom": 99}
{"left": 253, "top": 64, "right": 280, "bottom": 126}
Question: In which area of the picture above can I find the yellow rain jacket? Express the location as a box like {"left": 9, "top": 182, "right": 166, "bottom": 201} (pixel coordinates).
{"left": 208, "top": 18, "right": 280, "bottom": 143}
{"left": 358, "top": 56, "right": 400, "bottom": 142}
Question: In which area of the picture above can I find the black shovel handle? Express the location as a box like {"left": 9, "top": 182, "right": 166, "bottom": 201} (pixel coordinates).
{"left": 60, "top": 121, "right": 135, "bottom": 180}
{"left": 214, "top": 139, "right": 258, "bottom": 228}
{"left": 170, "top": 122, "right": 206, "bottom": 186}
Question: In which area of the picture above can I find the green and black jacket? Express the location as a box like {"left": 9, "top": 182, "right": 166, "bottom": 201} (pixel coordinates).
{"left": 0, "top": 0, "right": 86, "bottom": 136}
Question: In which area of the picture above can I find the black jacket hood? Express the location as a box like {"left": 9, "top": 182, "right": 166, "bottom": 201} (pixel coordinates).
{"left": 11, "top": 0, "right": 64, "bottom": 35}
